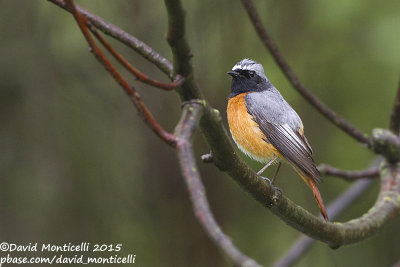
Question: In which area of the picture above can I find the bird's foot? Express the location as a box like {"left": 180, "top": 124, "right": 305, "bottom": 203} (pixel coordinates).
{"left": 260, "top": 176, "right": 282, "bottom": 194}
{"left": 260, "top": 176, "right": 273, "bottom": 184}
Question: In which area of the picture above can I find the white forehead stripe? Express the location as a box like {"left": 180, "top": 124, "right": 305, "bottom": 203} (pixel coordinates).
{"left": 231, "top": 59, "right": 267, "bottom": 80}
{"left": 232, "top": 64, "right": 253, "bottom": 71}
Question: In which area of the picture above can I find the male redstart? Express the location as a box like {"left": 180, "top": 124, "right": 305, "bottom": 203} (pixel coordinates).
{"left": 227, "top": 58, "right": 328, "bottom": 220}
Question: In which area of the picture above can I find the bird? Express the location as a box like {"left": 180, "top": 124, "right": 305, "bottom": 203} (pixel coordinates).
{"left": 226, "top": 58, "right": 328, "bottom": 220}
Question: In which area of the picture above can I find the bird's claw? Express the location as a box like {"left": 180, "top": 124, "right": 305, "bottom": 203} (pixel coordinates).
{"left": 260, "top": 176, "right": 273, "bottom": 184}
{"left": 260, "top": 176, "right": 282, "bottom": 194}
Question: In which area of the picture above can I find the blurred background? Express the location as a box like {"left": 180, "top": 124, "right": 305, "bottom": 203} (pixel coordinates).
{"left": 1, "top": 0, "right": 399, "bottom": 266}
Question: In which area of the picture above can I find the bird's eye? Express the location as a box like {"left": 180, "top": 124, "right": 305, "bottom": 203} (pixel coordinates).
{"left": 249, "top": 71, "right": 255, "bottom": 77}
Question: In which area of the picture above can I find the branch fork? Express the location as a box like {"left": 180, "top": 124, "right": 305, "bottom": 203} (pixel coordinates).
{"left": 63, "top": 0, "right": 178, "bottom": 147}
{"left": 372, "top": 128, "right": 400, "bottom": 163}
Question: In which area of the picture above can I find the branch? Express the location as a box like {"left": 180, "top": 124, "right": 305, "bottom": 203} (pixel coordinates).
{"left": 372, "top": 128, "right": 400, "bottom": 163}
{"left": 64, "top": 0, "right": 176, "bottom": 147}
{"left": 89, "top": 27, "right": 183, "bottom": 90}
{"left": 390, "top": 81, "right": 400, "bottom": 134}
{"left": 318, "top": 164, "right": 379, "bottom": 181}
{"left": 273, "top": 158, "right": 381, "bottom": 267}
{"left": 164, "top": 0, "right": 203, "bottom": 101}
{"left": 174, "top": 102, "right": 261, "bottom": 267}
{"left": 240, "top": 0, "right": 373, "bottom": 148}
{"left": 48, "top": 0, "right": 174, "bottom": 78}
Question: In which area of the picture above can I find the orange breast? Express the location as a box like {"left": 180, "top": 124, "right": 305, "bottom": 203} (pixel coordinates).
{"left": 227, "top": 93, "right": 281, "bottom": 163}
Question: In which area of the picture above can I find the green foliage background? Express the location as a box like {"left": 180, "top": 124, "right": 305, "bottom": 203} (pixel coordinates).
{"left": 0, "top": 1, "right": 399, "bottom": 266}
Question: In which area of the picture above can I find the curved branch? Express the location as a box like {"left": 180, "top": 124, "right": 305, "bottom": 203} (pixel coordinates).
{"left": 372, "top": 128, "right": 400, "bottom": 163}
{"left": 48, "top": 0, "right": 173, "bottom": 77}
{"left": 64, "top": 0, "right": 176, "bottom": 147}
{"left": 318, "top": 164, "right": 379, "bottom": 181}
{"left": 174, "top": 102, "right": 261, "bottom": 267}
{"left": 240, "top": 0, "right": 372, "bottom": 148}
{"left": 273, "top": 166, "right": 377, "bottom": 267}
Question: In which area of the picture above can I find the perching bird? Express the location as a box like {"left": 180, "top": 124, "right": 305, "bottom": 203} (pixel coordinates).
{"left": 226, "top": 58, "right": 328, "bottom": 220}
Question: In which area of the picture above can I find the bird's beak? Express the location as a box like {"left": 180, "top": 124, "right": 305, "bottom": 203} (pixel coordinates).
{"left": 227, "top": 70, "right": 239, "bottom": 77}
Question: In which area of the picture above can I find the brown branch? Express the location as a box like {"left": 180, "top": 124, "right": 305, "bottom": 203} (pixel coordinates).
{"left": 174, "top": 102, "right": 261, "bottom": 267}
{"left": 89, "top": 27, "right": 183, "bottom": 90}
{"left": 273, "top": 178, "right": 374, "bottom": 267}
{"left": 48, "top": 0, "right": 174, "bottom": 78}
{"left": 64, "top": 0, "right": 176, "bottom": 147}
{"left": 390, "top": 80, "right": 400, "bottom": 134}
{"left": 318, "top": 164, "right": 379, "bottom": 181}
{"left": 240, "top": 0, "right": 373, "bottom": 148}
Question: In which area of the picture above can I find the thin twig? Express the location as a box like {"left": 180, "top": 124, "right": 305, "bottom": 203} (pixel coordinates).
{"left": 318, "top": 164, "right": 379, "bottom": 181}
{"left": 390, "top": 81, "right": 400, "bottom": 135}
{"left": 89, "top": 27, "right": 183, "bottom": 90}
{"left": 64, "top": 0, "right": 176, "bottom": 147}
{"left": 273, "top": 178, "right": 375, "bottom": 267}
{"left": 48, "top": 0, "right": 174, "bottom": 77}
{"left": 240, "top": 0, "right": 372, "bottom": 148}
{"left": 175, "top": 102, "right": 261, "bottom": 267}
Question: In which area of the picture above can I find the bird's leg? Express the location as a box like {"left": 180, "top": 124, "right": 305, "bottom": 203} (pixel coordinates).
{"left": 257, "top": 156, "right": 277, "bottom": 176}
{"left": 270, "top": 162, "right": 282, "bottom": 184}
{"left": 258, "top": 156, "right": 277, "bottom": 184}
{"left": 258, "top": 157, "right": 282, "bottom": 193}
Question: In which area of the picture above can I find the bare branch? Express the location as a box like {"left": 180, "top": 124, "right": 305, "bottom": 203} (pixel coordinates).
{"left": 64, "top": 0, "right": 176, "bottom": 147}
{"left": 318, "top": 164, "right": 379, "bottom": 181}
{"left": 273, "top": 178, "right": 374, "bottom": 267}
{"left": 164, "top": 0, "right": 203, "bottom": 101}
{"left": 390, "top": 81, "right": 400, "bottom": 134}
{"left": 240, "top": 0, "right": 372, "bottom": 148}
{"left": 175, "top": 102, "right": 261, "bottom": 267}
{"left": 89, "top": 27, "right": 183, "bottom": 90}
{"left": 48, "top": 0, "right": 173, "bottom": 77}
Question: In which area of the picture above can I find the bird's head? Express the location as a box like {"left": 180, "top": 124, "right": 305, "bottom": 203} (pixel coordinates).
{"left": 227, "top": 58, "right": 270, "bottom": 98}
